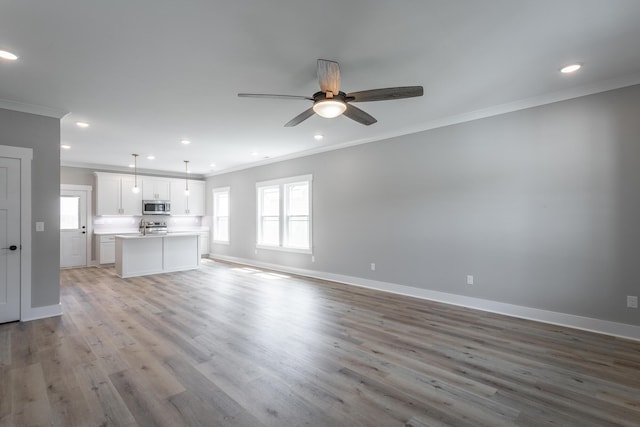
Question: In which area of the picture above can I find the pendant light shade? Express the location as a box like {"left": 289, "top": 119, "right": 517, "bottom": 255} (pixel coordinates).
{"left": 132, "top": 154, "right": 140, "bottom": 194}
{"left": 184, "top": 160, "right": 190, "bottom": 196}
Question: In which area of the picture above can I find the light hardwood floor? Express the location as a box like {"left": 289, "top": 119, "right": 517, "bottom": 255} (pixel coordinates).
{"left": 1, "top": 259, "right": 639, "bottom": 426}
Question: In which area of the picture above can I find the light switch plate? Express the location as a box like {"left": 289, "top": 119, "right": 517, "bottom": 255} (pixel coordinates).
{"left": 35, "top": 221, "right": 44, "bottom": 232}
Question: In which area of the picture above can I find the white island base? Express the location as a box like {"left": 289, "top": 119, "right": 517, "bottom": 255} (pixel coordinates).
{"left": 115, "top": 233, "right": 200, "bottom": 278}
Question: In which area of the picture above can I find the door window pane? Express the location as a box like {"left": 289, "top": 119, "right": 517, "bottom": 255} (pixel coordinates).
{"left": 60, "top": 196, "right": 80, "bottom": 230}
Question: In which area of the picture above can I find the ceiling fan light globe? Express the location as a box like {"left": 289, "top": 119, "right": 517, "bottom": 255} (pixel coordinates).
{"left": 313, "top": 100, "right": 347, "bottom": 118}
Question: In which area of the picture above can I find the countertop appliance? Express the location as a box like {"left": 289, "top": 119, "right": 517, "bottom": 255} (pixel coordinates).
{"left": 139, "top": 219, "right": 168, "bottom": 235}
{"left": 143, "top": 200, "right": 170, "bottom": 215}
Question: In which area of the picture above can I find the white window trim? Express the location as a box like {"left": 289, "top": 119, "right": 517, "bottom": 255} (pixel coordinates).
{"left": 256, "top": 174, "right": 312, "bottom": 254}
{"left": 212, "top": 186, "right": 230, "bottom": 244}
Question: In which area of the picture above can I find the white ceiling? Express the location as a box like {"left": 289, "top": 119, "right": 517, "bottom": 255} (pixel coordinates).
{"left": 2, "top": 0, "right": 640, "bottom": 176}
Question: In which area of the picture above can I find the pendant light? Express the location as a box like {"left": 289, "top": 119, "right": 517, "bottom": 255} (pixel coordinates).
{"left": 131, "top": 154, "right": 140, "bottom": 194}
{"left": 184, "top": 160, "right": 190, "bottom": 196}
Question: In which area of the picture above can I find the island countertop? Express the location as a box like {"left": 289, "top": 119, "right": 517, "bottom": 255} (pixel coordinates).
{"left": 115, "top": 231, "right": 201, "bottom": 239}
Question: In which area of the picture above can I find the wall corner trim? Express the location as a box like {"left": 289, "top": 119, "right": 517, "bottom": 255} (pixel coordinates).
{"left": 208, "top": 255, "right": 640, "bottom": 342}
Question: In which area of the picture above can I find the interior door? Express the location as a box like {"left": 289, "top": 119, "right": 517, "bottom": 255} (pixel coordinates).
{"left": 60, "top": 189, "right": 88, "bottom": 268}
{"left": 0, "top": 157, "right": 20, "bottom": 323}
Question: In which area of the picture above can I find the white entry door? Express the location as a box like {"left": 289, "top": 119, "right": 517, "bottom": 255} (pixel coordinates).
{"left": 60, "top": 189, "right": 88, "bottom": 268}
{"left": 0, "top": 157, "right": 21, "bottom": 323}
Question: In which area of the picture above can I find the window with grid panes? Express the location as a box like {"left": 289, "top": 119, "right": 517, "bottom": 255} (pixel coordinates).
{"left": 212, "top": 187, "right": 230, "bottom": 243}
{"left": 256, "top": 175, "right": 312, "bottom": 252}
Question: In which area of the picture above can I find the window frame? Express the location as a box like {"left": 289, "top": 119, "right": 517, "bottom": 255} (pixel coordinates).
{"left": 256, "top": 174, "right": 312, "bottom": 254}
{"left": 212, "top": 186, "right": 230, "bottom": 244}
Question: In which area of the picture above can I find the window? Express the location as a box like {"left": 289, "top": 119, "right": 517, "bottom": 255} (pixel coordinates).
{"left": 257, "top": 175, "right": 312, "bottom": 253}
{"left": 60, "top": 196, "right": 80, "bottom": 230}
{"left": 258, "top": 185, "right": 280, "bottom": 246}
{"left": 212, "top": 187, "right": 230, "bottom": 243}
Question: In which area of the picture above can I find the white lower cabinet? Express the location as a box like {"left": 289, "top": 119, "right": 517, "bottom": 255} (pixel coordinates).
{"left": 98, "top": 235, "right": 116, "bottom": 264}
{"left": 200, "top": 231, "right": 209, "bottom": 256}
{"left": 115, "top": 233, "right": 200, "bottom": 278}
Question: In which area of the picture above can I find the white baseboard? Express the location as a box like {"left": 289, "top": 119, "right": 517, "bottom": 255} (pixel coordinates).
{"left": 208, "top": 254, "right": 640, "bottom": 342}
{"left": 21, "top": 303, "right": 63, "bottom": 322}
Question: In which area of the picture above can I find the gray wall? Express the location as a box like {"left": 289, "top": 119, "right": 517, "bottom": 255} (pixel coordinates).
{"left": 61, "top": 166, "right": 95, "bottom": 186}
{"left": 1, "top": 108, "right": 60, "bottom": 308}
{"left": 208, "top": 84, "right": 640, "bottom": 327}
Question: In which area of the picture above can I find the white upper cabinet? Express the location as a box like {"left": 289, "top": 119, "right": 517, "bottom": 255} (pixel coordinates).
{"left": 142, "top": 177, "right": 171, "bottom": 200}
{"left": 187, "top": 180, "right": 205, "bottom": 216}
{"left": 120, "top": 175, "right": 142, "bottom": 215}
{"left": 95, "top": 172, "right": 142, "bottom": 215}
{"left": 170, "top": 180, "right": 187, "bottom": 215}
{"left": 170, "top": 179, "right": 205, "bottom": 216}
{"left": 96, "top": 172, "right": 204, "bottom": 216}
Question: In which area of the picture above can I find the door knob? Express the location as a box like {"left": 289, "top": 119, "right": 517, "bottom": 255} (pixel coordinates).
{"left": 2, "top": 245, "right": 17, "bottom": 251}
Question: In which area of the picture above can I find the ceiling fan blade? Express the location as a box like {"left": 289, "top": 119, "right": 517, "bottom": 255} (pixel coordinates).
{"left": 343, "top": 104, "right": 377, "bottom": 126}
{"left": 347, "top": 86, "right": 424, "bottom": 102}
{"left": 317, "top": 59, "right": 341, "bottom": 95}
{"left": 284, "top": 108, "right": 315, "bottom": 127}
{"left": 238, "top": 93, "right": 313, "bottom": 101}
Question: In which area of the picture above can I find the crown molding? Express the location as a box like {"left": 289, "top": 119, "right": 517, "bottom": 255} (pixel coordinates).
{"left": 60, "top": 160, "right": 206, "bottom": 180}
{"left": 0, "top": 98, "right": 68, "bottom": 119}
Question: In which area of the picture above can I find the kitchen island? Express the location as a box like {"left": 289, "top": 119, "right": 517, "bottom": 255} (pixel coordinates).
{"left": 115, "top": 232, "right": 200, "bottom": 278}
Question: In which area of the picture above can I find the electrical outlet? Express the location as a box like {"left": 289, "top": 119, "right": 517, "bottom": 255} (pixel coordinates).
{"left": 627, "top": 296, "right": 638, "bottom": 309}
{"left": 370, "top": 263, "right": 376, "bottom": 271}
{"left": 466, "top": 275, "right": 474, "bottom": 285}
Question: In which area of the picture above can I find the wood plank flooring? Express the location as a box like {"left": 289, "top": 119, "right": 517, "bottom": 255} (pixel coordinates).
{"left": 1, "top": 259, "right": 639, "bottom": 426}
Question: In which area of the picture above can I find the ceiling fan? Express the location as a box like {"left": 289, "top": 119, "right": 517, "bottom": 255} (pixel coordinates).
{"left": 238, "top": 59, "right": 424, "bottom": 127}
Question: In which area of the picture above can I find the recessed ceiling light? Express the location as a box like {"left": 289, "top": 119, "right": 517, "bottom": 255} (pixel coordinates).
{"left": 181, "top": 139, "right": 191, "bottom": 145}
{"left": 0, "top": 50, "right": 18, "bottom": 61}
{"left": 147, "top": 155, "right": 155, "bottom": 160}
{"left": 251, "top": 151, "right": 259, "bottom": 156}
{"left": 60, "top": 144, "right": 71, "bottom": 150}
{"left": 314, "top": 134, "right": 324, "bottom": 141}
{"left": 76, "top": 121, "right": 90, "bottom": 128}
{"left": 560, "top": 63, "right": 582, "bottom": 74}
{"left": 210, "top": 163, "right": 216, "bottom": 168}
{"left": 128, "top": 163, "right": 135, "bottom": 168}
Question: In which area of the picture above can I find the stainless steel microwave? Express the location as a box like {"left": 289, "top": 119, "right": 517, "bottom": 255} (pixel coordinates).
{"left": 142, "top": 200, "right": 171, "bottom": 215}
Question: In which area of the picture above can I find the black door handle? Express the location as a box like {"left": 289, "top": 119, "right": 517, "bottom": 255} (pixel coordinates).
{"left": 2, "top": 245, "right": 17, "bottom": 251}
